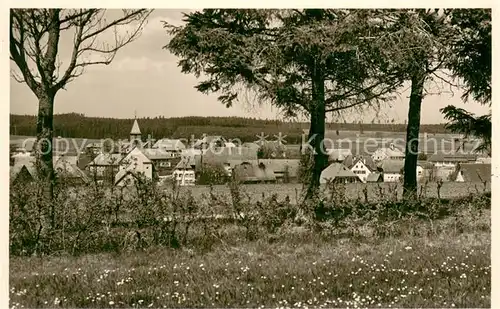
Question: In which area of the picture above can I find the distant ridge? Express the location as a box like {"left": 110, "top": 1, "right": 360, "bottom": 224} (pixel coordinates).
{"left": 10, "top": 113, "right": 449, "bottom": 142}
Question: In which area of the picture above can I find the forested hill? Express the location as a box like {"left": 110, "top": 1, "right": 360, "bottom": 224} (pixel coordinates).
{"left": 10, "top": 113, "right": 449, "bottom": 143}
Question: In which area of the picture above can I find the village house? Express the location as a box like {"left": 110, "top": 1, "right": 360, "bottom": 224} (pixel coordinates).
{"left": 320, "top": 163, "right": 361, "bottom": 184}
{"left": 86, "top": 153, "right": 123, "bottom": 182}
{"left": 54, "top": 156, "right": 90, "bottom": 185}
{"left": 371, "top": 143, "right": 405, "bottom": 162}
{"left": 142, "top": 148, "right": 182, "bottom": 180}
{"left": 343, "top": 155, "right": 377, "bottom": 183}
{"left": 172, "top": 156, "right": 196, "bottom": 186}
{"left": 453, "top": 163, "right": 491, "bottom": 183}
{"left": 377, "top": 160, "right": 404, "bottom": 182}
{"left": 114, "top": 147, "right": 154, "bottom": 186}
{"left": 10, "top": 155, "right": 89, "bottom": 186}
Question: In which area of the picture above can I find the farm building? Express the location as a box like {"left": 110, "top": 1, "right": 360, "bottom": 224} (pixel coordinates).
{"left": 371, "top": 144, "right": 405, "bottom": 162}
{"left": 377, "top": 160, "right": 404, "bottom": 182}
{"left": 229, "top": 159, "right": 300, "bottom": 183}
{"left": 86, "top": 153, "right": 123, "bottom": 182}
{"left": 428, "top": 152, "right": 477, "bottom": 168}
{"left": 233, "top": 161, "right": 276, "bottom": 184}
{"left": 320, "top": 163, "right": 361, "bottom": 184}
{"left": 453, "top": 163, "right": 491, "bottom": 183}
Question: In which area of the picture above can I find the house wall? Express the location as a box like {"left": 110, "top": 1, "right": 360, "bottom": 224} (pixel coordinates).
{"left": 120, "top": 149, "right": 153, "bottom": 180}
{"left": 384, "top": 172, "right": 401, "bottom": 182}
{"left": 174, "top": 169, "right": 195, "bottom": 186}
{"left": 350, "top": 161, "right": 372, "bottom": 183}
{"left": 433, "top": 161, "right": 458, "bottom": 168}
{"left": 416, "top": 166, "right": 424, "bottom": 178}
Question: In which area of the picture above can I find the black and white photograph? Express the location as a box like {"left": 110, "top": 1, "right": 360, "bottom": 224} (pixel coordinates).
{"left": 7, "top": 5, "right": 494, "bottom": 308}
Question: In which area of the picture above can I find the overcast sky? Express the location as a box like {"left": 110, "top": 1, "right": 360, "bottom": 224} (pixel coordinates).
{"left": 10, "top": 9, "right": 491, "bottom": 124}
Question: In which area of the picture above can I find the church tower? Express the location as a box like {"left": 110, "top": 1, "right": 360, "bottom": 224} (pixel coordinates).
{"left": 130, "top": 113, "right": 142, "bottom": 143}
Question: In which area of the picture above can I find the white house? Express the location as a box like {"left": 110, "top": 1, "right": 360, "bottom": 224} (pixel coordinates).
{"left": 173, "top": 156, "right": 195, "bottom": 186}
{"left": 371, "top": 144, "right": 405, "bottom": 162}
{"left": 348, "top": 157, "right": 375, "bottom": 183}
{"left": 114, "top": 147, "right": 153, "bottom": 186}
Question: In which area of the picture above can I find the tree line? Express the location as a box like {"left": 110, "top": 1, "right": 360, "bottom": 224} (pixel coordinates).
{"left": 10, "top": 113, "right": 450, "bottom": 141}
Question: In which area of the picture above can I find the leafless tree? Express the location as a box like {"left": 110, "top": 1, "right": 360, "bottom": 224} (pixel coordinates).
{"left": 10, "top": 9, "right": 152, "bottom": 226}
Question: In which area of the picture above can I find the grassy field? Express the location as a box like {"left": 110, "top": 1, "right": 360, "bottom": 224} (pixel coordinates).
{"left": 167, "top": 181, "right": 491, "bottom": 205}
{"left": 10, "top": 205, "right": 490, "bottom": 308}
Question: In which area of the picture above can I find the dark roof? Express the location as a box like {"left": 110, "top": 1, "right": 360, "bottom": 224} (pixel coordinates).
{"left": 320, "top": 163, "right": 359, "bottom": 183}
{"left": 349, "top": 155, "right": 377, "bottom": 171}
{"left": 456, "top": 163, "right": 491, "bottom": 182}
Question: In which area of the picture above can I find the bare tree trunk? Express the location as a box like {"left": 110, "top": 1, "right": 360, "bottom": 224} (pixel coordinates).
{"left": 403, "top": 71, "right": 425, "bottom": 201}
{"left": 35, "top": 92, "right": 56, "bottom": 227}
{"left": 305, "top": 63, "right": 327, "bottom": 200}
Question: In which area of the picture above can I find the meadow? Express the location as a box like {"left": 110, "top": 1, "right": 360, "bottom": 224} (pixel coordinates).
{"left": 170, "top": 181, "right": 491, "bottom": 205}
{"left": 9, "top": 177, "right": 491, "bottom": 308}
{"left": 10, "top": 206, "right": 490, "bottom": 308}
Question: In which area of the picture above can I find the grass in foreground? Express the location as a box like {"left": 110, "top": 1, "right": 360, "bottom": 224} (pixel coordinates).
{"left": 10, "top": 209, "right": 490, "bottom": 309}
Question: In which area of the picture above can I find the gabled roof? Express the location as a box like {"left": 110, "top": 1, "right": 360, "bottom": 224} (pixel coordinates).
{"left": 320, "top": 163, "right": 359, "bottom": 183}
{"left": 366, "top": 172, "right": 383, "bottom": 182}
{"left": 349, "top": 155, "right": 377, "bottom": 171}
{"left": 114, "top": 170, "right": 143, "bottom": 186}
{"left": 456, "top": 163, "right": 491, "bottom": 182}
{"left": 54, "top": 162, "right": 90, "bottom": 183}
{"left": 10, "top": 164, "right": 37, "bottom": 181}
{"left": 174, "top": 156, "right": 195, "bottom": 170}
{"left": 130, "top": 119, "right": 141, "bottom": 135}
{"left": 88, "top": 153, "right": 123, "bottom": 166}
{"left": 121, "top": 147, "right": 152, "bottom": 167}
{"left": 152, "top": 138, "right": 186, "bottom": 151}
